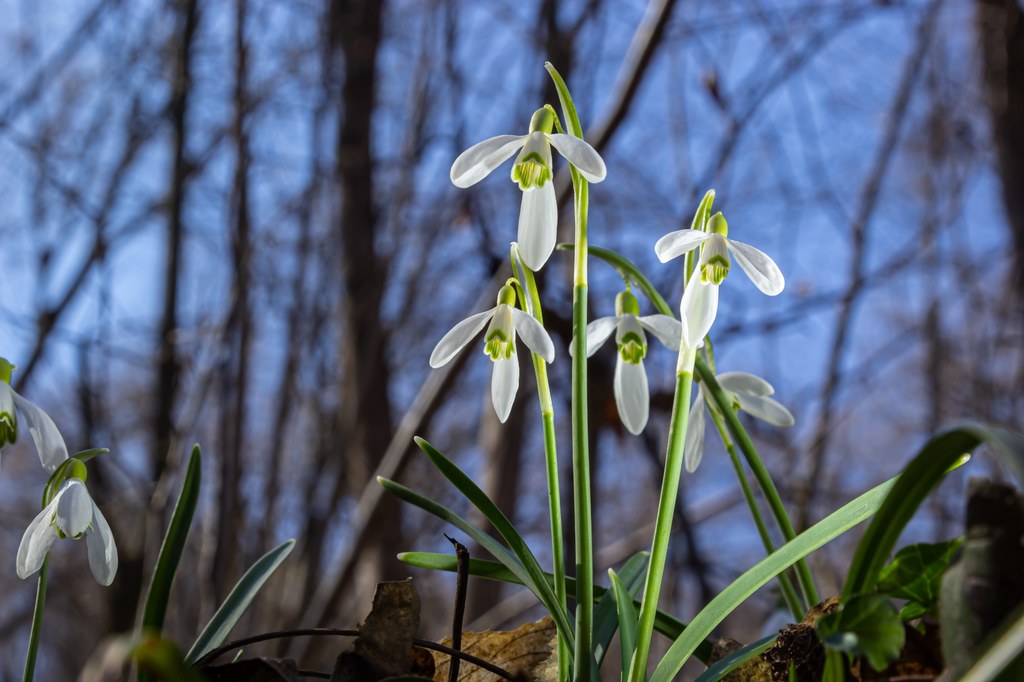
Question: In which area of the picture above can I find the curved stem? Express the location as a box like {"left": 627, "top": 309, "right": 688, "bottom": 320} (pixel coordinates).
{"left": 628, "top": 348, "right": 696, "bottom": 682}
{"left": 22, "top": 554, "right": 49, "bottom": 682}
{"left": 696, "top": 359, "right": 820, "bottom": 608}
{"left": 708, "top": 404, "right": 804, "bottom": 620}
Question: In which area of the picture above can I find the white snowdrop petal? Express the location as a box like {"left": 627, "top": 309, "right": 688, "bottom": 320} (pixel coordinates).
{"left": 680, "top": 273, "right": 719, "bottom": 349}
{"left": 12, "top": 392, "right": 69, "bottom": 472}
{"left": 450, "top": 135, "right": 527, "bottom": 188}
{"left": 583, "top": 316, "right": 619, "bottom": 357}
{"left": 491, "top": 356, "right": 519, "bottom": 423}
{"left": 684, "top": 392, "right": 707, "bottom": 473}
{"left": 637, "top": 315, "right": 683, "bottom": 351}
{"left": 546, "top": 133, "right": 606, "bottom": 183}
{"left": 614, "top": 358, "right": 649, "bottom": 435}
{"left": 17, "top": 500, "right": 59, "bottom": 579}
{"left": 518, "top": 182, "right": 558, "bottom": 270}
{"left": 510, "top": 307, "right": 555, "bottom": 363}
{"left": 727, "top": 240, "right": 785, "bottom": 296}
{"left": 718, "top": 371, "right": 774, "bottom": 396}
{"left": 654, "top": 230, "right": 713, "bottom": 263}
{"left": 738, "top": 393, "right": 795, "bottom": 427}
{"left": 429, "top": 309, "right": 496, "bottom": 368}
{"left": 54, "top": 480, "right": 93, "bottom": 538}
{"left": 86, "top": 503, "right": 118, "bottom": 586}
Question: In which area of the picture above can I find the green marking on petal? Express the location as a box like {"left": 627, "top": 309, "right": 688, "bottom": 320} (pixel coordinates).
{"left": 701, "top": 260, "right": 730, "bottom": 285}
{"left": 512, "top": 158, "right": 552, "bottom": 189}
{"left": 617, "top": 331, "right": 647, "bottom": 365}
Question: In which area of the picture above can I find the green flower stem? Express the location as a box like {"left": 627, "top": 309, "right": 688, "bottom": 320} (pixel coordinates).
{"left": 546, "top": 61, "right": 594, "bottom": 680}
{"left": 708, "top": 407, "right": 804, "bottom": 620}
{"left": 22, "top": 554, "right": 49, "bottom": 682}
{"left": 695, "top": 360, "right": 820, "bottom": 609}
{"left": 629, "top": 347, "right": 697, "bottom": 682}
{"left": 513, "top": 254, "right": 569, "bottom": 681}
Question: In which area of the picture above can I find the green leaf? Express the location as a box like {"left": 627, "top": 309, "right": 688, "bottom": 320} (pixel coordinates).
{"left": 397, "top": 551, "right": 710, "bottom": 663}
{"left": 693, "top": 634, "right": 775, "bottom": 682}
{"left": 184, "top": 539, "right": 296, "bottom": 664}
{"left": 876, "top": 538, "right": 963, "bottom": 618}
{"left": 609, "top": 569, "right": 639, "bottom": 682}
{"left": 817, "top": 594, "right": 905, "bottom": 672}
{"left": 898, "top": 601, "right": 928, "bottom": 621}
{"left": 544, "top": 62, "right": 583, "bottom": 140}
{"left": 378, "top": 477, "right": 574, "bottom": 651}
{"left": 142, "top": 445, "right": 202, "bottom": 633}
{"left": 843, "top": 422, "right": 1024, "bottom": 600}
{"left": 649, "top": 474, "right": 898, "bottom": 682}
{"left": 594, "top": 552, "right": 648, "bottom": 667}
{"left": 408, "top": 439, "right": 573, "bottom": 641}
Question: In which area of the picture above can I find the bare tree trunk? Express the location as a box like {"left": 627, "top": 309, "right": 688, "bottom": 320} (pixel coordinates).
{"left": 110, "top": 0, "right": 199, "bottom": 634}
{"left": 977, "top": 0, "right": 1024, "bottom": 306}
{"left": 212, "top": 0, "right": 252, "bottom": 601}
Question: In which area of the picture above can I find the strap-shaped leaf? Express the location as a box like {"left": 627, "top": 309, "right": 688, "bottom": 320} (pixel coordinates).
{"left": 397, "top": 551, "right": 711, "bottom": 663}
{"left": 142, "top": 445, "right": 202, "bottom": 633}
{"left": 609, "top": 569, "right": 639, "bottom": 681}
{"left": 693, "top": 634, "right": 775, "bottom": 682}
{"left": 594, "top": 552, "right": 647, "bottom": 667}
{"left": 843, "top": 422, "right": 1024, "bottom": 599}
{"left": 378, "top": 476, "right": 574, "bottom": 651}
{"left": 184, "top": 539, "right": 296, "bottom": 664}
{"left": 650, "top": 474, "right": 898, "bottom": 682}
{"left": 411, "top": 439, "right": 573, "bottom": 635}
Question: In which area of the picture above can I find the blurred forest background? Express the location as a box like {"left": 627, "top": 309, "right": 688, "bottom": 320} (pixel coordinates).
{"left": 1, "top": 0, "right": 1023, "bottom": 678}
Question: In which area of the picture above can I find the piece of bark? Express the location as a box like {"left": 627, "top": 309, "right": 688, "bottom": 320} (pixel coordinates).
{"left": 431, "top": 617, "right": 557, "bottom": 682}
{"left": 939, "top": 478, "right": 1024, "bottom": 678}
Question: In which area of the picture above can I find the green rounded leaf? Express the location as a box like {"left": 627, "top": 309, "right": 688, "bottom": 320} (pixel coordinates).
{"left": 817, "top": 594, "right": 905, "bottom": 672}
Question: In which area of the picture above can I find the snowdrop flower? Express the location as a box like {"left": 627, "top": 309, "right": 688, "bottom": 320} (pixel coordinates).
{"left": 584, "top": 290, "right": 682, "bottom": 435}
{"left": 429, "top": 283, "right": 555, "bottom": 422}
{"left": 0, "top": 358, "right": 68, "bottom": 471}
{"left": 450, "top": 107, "right": 606, "bottom": 270}
{"left": 655, "top": 212, "right": 784, "bottom": 349}
{"left": 17, "top": 464, "right": 118, "bottom": 585}
{"left": 684, "top": 371, "right": 794, "bottom": 473}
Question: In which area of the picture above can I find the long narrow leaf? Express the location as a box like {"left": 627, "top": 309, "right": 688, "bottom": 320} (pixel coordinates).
{"left": 650, "top": 475, "right": 898, "bottom": 682}
{"left": 398, "top": 551, "right": 711, "bottom": 663}
{"left": 843, "top": 422, "right": 1023, "bottom": 598}
{"left": 693, "top": 634, "right": 775, "bottom": 682}
{"left": 594, "top": 552, "right": 648, "bottom": 666}
{"left": 379, "top": 477, "right": 575, "bottom": 650}
{"left": 142, "top": 445, "right": 202, "bottom": 633}
{"left": 609, "top": 570, "right": 639, "bottom": 682}
{"left": 184, "top": 539, "right": 296, "bottom": 664}
{"left": 412, "top": 439, "right": 573, "bottom": 636}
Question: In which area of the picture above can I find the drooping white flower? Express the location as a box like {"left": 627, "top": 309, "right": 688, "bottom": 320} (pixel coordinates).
{"left": 429, "top": 284, "right": 555, "bottom": 422}
{"left": 584, "top": 290, "right": 682, "bottom": 435}
{"left": 450, "top": 107, "right": 606, "bottom": 271}
{"left": 684, "top": 371, "right": 794, "bottom": 473}
{"left": 655, "top": 212, "right": 784, "bottom": 349}
{"left": 0, "top": 358, "right": 69, "bottom": 472}
{"left": 17, "top": 476, "right": 118, "bottom": 585}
